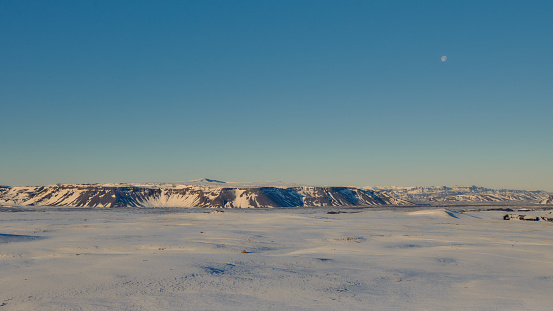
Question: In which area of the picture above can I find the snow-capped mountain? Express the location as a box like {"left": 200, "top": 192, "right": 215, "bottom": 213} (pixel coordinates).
{"left": 0, "top": 182, "right": 412, "bottom": 208}
{"left": 364, "top": 186, "right": 550, "bottom": 204}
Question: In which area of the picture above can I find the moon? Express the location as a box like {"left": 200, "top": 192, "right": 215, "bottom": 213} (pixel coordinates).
{"left": 441, "top": 56, "right": 447, "bottom": 62}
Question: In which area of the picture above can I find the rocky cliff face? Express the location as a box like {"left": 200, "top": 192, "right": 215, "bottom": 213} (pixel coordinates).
{"left": 0, "top": 184, "right": 413, "bottom": 208}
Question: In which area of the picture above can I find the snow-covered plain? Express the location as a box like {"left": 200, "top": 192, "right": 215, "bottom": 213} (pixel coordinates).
{"left": 1, "top": 206, "right": 553, "bottom": 310}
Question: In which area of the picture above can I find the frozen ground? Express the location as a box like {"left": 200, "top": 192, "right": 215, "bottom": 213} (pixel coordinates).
{"left": 1, "top": 207, "right": 553, "bottom": 310}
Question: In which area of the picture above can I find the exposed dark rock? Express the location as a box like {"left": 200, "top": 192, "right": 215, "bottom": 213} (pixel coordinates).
{"left": 504, "top": 214, "right": 541, "bottom": 221}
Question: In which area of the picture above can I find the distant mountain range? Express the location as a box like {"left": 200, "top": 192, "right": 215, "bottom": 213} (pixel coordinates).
{"left": 364, "top": 186, "right": 551, "bottom": 204}
{"left": 1, "top": 181, "right": 551, "bottom": 208}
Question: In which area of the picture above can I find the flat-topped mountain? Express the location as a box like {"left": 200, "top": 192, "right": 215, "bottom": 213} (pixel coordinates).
{"left": 0, "top": 182, "right": 412, "bottom": 208}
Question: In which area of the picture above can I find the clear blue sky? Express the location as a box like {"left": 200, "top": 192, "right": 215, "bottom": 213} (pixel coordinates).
{"left": 1, "top": 0, "right": 552, "bottom": 190}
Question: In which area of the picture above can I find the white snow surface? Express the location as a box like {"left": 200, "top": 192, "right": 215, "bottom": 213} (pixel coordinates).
{"left": 1, "top": 207, "right": 553, "bottom": 310}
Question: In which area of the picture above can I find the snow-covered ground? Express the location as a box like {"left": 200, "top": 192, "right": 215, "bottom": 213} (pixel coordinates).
{"left": 1, "top": 207, "right": 553, "bottom": 310}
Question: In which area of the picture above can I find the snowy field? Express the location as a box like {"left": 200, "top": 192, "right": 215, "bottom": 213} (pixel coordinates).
{"left": 1, "top": 207, "right": 553, "bottom": 310}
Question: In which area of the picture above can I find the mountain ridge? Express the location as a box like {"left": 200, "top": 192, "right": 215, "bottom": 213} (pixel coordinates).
{"left": 2, "top": 181, "right": 551, "bottom": 208}
{"left": 364, "top": 185, "right": 550, "bottom": 204}
{"left": 0, "top": 183, "right": 412, "bottom": 208}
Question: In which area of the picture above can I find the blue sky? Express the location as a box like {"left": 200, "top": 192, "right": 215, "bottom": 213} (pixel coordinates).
{"left": 1, "top": 0, "right": 552, "bottom": 190}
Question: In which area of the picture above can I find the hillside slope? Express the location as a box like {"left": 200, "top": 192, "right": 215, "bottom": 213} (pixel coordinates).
{"left": 0, "top": 184, "right": 413, "bottom": 208}
{"left": 539, "top": 195, "right": 553, "bottom": 205}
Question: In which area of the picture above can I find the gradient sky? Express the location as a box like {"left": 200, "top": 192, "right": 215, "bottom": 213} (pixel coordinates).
{"left": 1, "top": 0, "right": 552, "bottom": 190}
